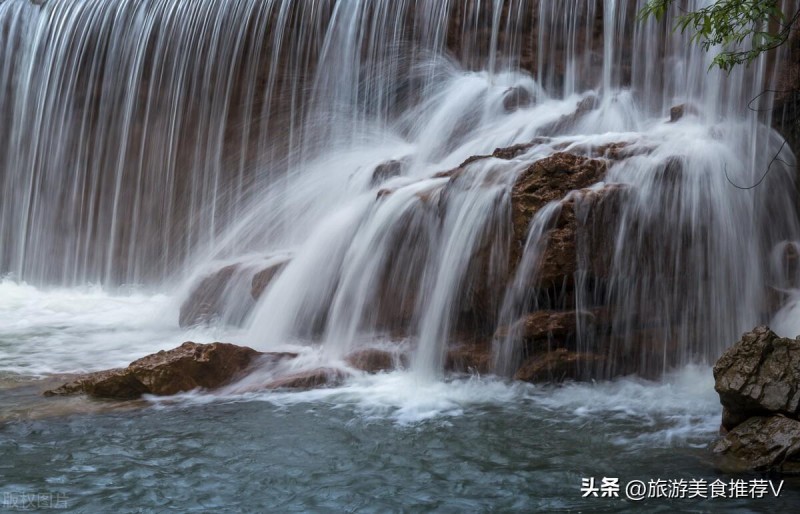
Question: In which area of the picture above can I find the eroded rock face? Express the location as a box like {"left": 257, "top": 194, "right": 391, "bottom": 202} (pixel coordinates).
{"left": 44, "top": 342, "right": 266, "bottom": 399}
{"left": 510, "top": 152, "right": 608, "bottom": 271}
{"left": 712, "top": 416, "right": 800, "bottom": 474}
{"left": 714, "top": 326, "right": 800, "bottom": 431}
{"left": 709, "top": 326, "right": 800, "bottom": 473}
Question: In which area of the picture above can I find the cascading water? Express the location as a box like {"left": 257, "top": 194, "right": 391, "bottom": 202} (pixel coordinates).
{"left": 5, "top": 2, "right": 800, "bottom": 510}
{"left": 1, "top": 0, "right": 799, "bottom": 385}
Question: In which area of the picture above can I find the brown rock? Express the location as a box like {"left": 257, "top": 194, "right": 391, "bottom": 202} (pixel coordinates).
{"left": 713, "top": 326, "right": 800, "bottom": 431}
{"left": 264, "top": 367, "right": 349, "bottom": 390}
{"left": 44, "top": 368, "right": 148, "bottom": 399}
{"left": 345, "top": 349, "right": 398, "bottom": 373}
{"left": 510, "top": 154, "right": 620, "bottom": 287}
{"left": 44, "top": 342, "right": 266, "bottom": 399}
{"left": 514, "top": 348, "right": 604, "bottom": 383}
{"left": 250, "top": 260, "right": 289, "bottom": 299}
{"left": 502, "top": 309, "right": 609, "bottom": 349}
{"left": 511, "top": 152, "right": 607, "bottom": 258}
{"left": 711, "top": 416, "right": 800, "bottom": 474}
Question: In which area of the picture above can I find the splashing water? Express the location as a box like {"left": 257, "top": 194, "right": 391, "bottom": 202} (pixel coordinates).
{"left": 1, "top": 0, "right": 799, "bottom": 386}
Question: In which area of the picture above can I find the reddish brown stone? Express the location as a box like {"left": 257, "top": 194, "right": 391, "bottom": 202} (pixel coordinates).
{"left": 44, "top": 342, "right": 267, "bottom": 399}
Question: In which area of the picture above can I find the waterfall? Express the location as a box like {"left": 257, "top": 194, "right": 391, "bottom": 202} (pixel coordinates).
{"left": 1, "top": 0, "right": 798, "bottom": 380}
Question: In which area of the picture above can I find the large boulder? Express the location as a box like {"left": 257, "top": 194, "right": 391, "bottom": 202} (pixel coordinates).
{"left": 44, "top": 342, "right": 269, "bottom": 399}
{"left": 710, "top": 326, "right": 800, "bottom": 474}
{"left": 713, "top": 326, "right": 800, "bottom": 431}
{"left": 711, "top": 416, "right": 800, "bottom": 474}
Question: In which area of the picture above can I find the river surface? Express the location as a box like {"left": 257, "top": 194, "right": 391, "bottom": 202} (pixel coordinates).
{"left": 2, "top": 280, "right": 799, "bottom": 512}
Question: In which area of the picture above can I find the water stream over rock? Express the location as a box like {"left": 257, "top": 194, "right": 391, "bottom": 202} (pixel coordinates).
{"left": 2, "top": 0, "right": 800, "bottom": 508}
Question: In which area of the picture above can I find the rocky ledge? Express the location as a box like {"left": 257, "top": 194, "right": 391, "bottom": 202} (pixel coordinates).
{"left": 44, "top": 343, "right": 416, "bottom": 400}
{"left": 44, "top": 342, "right": 269, "bottom": 399}
{"left": 711, "top": 326, "right": 800, "bottom": 474}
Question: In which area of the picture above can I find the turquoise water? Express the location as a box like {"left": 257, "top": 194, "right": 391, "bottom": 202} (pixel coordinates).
{"left": 3, "top": 386, "right": 799, "bottom": 512}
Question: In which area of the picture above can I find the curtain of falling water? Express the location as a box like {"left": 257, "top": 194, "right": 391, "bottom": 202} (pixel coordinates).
{"left": 1, "top": 0, "right": 799, "bottom": 380}
{"left": 0, "top": 0, "right": 332, "bottom": 285}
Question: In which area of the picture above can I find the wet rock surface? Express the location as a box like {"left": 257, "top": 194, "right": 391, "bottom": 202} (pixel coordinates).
{"left": 514, "top": 349, "right": 604, "bottom": 383}
{"left": 711, "top": 327, "right": 800, "bottom": 473}
{"left": 445, "top": 344, "right": 492, "bottom": 374}
{"left": 179, "top": 265, "right": 239, "bottom": 327}
{"left": 45, "top": 342, "right": 266, "bottom": 399}
{"left": 250, "top": 260, "right": 289, "bottom": 300}
{"left": 509, "top": 151, "right": 609, "bottom": 271}
{"left": 712, "top": 416, "right": 800, "bottom": 474}
{"left": 714, "top": 326, "right": 800, "bottom": 430}
{"left": 345, "top": 349, "right": 400, "bottom": 373}
{"left": 264, "top": 368, "right": 349, "bottom": 390}
{"left": 371, "top": 159, "right": 407, "bottom": 186}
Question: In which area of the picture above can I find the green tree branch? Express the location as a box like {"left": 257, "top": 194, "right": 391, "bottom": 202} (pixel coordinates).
{"left": 640, "top": 0, "right": 800, "bottom": 71}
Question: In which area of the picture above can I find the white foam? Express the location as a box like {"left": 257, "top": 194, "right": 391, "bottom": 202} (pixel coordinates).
{"left": 771, "top": 289, "right": 800, "bottom": 339}
{"left": 145, "top": 364, "right": 720, "bottom": 445}
{"left": 0, "top": 279, "right": 244, "bottom": 376}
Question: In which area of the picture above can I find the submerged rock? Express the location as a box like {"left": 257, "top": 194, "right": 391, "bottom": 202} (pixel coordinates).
{"left": 714, "top": 326, "right": 800, "bottom": 431}
{"left": 712, "top": 416, "right": 800, "bottom": 474}
{"left": 44, "top": 342, "right": 267, "bottom": 399}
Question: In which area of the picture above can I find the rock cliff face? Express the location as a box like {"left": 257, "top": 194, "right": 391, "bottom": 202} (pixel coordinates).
{"left": 712, "top": 327, "right": 800, "bottom": 473}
